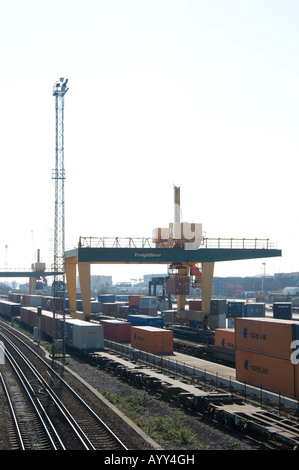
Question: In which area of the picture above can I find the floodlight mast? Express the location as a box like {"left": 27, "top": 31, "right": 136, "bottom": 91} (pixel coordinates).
{"left": 52, "top": 78, "right": 68, "bottom": 351}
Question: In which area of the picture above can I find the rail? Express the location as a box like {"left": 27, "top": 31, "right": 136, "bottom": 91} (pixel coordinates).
{"left": 78, "top": 236, "right": 275, "bottom": 250}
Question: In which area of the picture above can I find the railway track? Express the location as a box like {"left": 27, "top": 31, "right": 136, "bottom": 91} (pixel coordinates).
{"left": 0, "top": 325, "right": 128, "bottom": 450}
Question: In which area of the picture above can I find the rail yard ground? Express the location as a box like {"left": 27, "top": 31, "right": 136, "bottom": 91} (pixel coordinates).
{"left": 63, "top": 355, "right": 256, "bottom": 451}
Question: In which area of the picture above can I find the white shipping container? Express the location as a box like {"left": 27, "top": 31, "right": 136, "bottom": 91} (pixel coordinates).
{"left": 29, "top": 295, "right": 42, "bottom": 307}
{"left": 64, "top": 319, "right": 104, "bottom": 350}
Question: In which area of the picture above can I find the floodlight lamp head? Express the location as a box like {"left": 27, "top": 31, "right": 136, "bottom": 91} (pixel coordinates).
{"left": 53, "top": 77, "right": 69, "bottom": 96}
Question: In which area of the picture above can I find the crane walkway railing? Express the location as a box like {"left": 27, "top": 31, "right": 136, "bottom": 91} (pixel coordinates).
{"left": 78, "top": 236, "right": 275, "bottom": 250}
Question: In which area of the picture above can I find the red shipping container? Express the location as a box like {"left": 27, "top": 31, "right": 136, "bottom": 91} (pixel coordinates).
{"left": 189, "top": 300, "right": 202, "bottom": 311}
{"left": 129, "top": 296, "right": 140, "bottom": 306}
{"left": 166, "top": 278, "right": 189, "bottom": 295}
{"left": 22, "top": 295, "right": 31, "bottom": 307}
{"left": 20, "top": 307, "right": 30, "bottom": 326}
{"left": 41, "top": 310, "right": 55, "bottom": 337}
{"left": 29, "top": 308, "right": 38, "bottom": 328}
{"left": 102, "top": 303, "right": 118, "bottom": 314}
{"left": 100, "top": 320, "right": 131, "bottom": 342}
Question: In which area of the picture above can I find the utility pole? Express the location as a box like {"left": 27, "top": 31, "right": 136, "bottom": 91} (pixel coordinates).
{"left": 52, "top": 78, "right": 69, "bottom": 356}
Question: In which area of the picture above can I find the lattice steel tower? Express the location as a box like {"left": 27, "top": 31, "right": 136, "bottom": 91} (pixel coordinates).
{"left": 52, "top": 78, "right": 69, "bottom": 328}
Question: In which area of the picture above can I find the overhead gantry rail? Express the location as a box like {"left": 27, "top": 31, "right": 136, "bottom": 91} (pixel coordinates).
{"left": 65, "top": 236, "right": 281, "bottom": 320}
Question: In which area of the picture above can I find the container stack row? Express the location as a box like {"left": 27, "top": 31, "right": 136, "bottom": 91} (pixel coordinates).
{"left": 235, "top": 317, "right": 299, "bottom": 398}
{"left": 18, "top": 306, "right": 104, "bottom": 350}
{"left": 100, "top": 318, "right": 173, "bottom": 354}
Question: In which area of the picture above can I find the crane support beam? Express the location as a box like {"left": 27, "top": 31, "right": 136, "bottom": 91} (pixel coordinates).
{"left": 65, "top": 247, "right": 281, "bottom": 264}
{"left": 78, "top": 262, "right": 91, "bottom": 320}
{"left": 65, "top": 256, "right": 77, "bottom": 313}
{"left": 65, "top": 246, "right": 281, "bottom": 320}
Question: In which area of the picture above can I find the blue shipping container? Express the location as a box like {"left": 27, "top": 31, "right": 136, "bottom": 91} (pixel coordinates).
{"left": 98, "top": 294, "right": 116, "bottom": 303}
{"left": 227, "top": 301, "right": 246, "bottom": 317}
{"left": 127, "top": 315, "right": 164, "bottom": 328}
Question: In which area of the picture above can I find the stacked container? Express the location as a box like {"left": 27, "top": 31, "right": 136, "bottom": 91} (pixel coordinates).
{"left": 165, "top": 278, "right": 189, "bottom": 295}
{"left": 131, "top": 326, "right": 173, "bottom": 354}
{"left": 235, "top": 317, "right": 299, "bottom": 397}
{"left": 127, "top": 314, "right": 164, "bottom": 328}
{"left": 227, "top": 301, "right": 246, "bottom": 328}
{"left": 138, "top": 296, "right": 158, "bottom": 315}
{"left": 128, "top": 296, "right": 139, "bottom": 314}
{"left": 102, "top": 303, "right": 118, "bottom": 314}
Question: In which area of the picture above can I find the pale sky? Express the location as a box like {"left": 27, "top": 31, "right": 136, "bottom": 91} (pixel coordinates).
{"left": 1, "top": 0, "right": 298, "bottom": 284}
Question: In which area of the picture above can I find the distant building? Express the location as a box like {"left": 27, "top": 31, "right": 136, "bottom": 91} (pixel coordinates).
{"left": 90, "top": 275, "right": 112, "bottom": 291}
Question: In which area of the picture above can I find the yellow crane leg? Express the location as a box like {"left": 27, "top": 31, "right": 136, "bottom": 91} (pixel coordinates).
{"left": 65, "top": 256, "right": 77, "bottom": 314}
{"left": 29, "top": 277, "right": 36, "bottom": 295}
{"left": 78, "top": 262, "right": 91, "bottom": 321}
{"left": 201, "top": 262, "right": 215, "bottom": 327}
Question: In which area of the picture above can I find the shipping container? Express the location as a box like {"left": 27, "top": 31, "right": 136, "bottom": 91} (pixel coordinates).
{"left": 102, "top": 303, "right": 118, "bottom": 314}
{"left": 131, "top": 326, "right": 173, "bottom": 354}
{"left": 161, "top": 310, "right": 175, "bottom": 323}
{"left": 273, "top": 302, "right": 292, "bottom": 320}
{"left": 28, "top": 295, "right": 42, "bottom": 307}
{"left": 188, "top": 300, "right": 202, "bottom": 311}
{"left": 0, "top": 300, "right": 21, "bottom": 318}
{"left": 235, "top": 317, "right": 296, "bottom": 359}
{"left": 115, "top": 295, "right": 129, "bottom": 302}
{"left": 139, "top": 296, "right": 158, "bottom": 309}
{"left": 236, "top": 349, "right": 295, "bottom": 397}
{"left": 64, "top": 319, "right": 104, "bottom": 350}
{"left": 215, "top": 328, "right": 235, "bottom": 349}
{"left": 129, "top": 295, "right": 140, "bottom": 307}
{"left": 98, "top": 294, "right": 115, "bottom": 303}
{"left": 127, "top": 314, "right": 164, "bottom": 328}
{"left": 165, "top": 278, "right": 189, "bottom": 295}
{"left": 20, "top": 307, "right": 31, "bottom": 325}
{"left": 208, "top": 313, "right": 226, "bottom": 330}
{"left": 116, "top": 302, "right": 128, "bottom": 313}
{"left": 138, "top": 307, "right": 158, "bottom": 316}
{"left": 244, "top": 303, "right": 265, "bottom": 317}
{"left": 100, "top": 320, "right": 131, "bottom": 342}
{"left": 90, "top": 301, "right": 102, "bottom": 313}
{"left": 119, "top": 305, "right": 129, "bottom": 315}
{"left": 41, "top": 310, "right": 65, "bottom": 337}
{"left": 227, "top": 301, "right": 246, "bottom": 317}
{"left": 210, "top": 299, "right": 227, "bottom": 315}
{"left": 128, "top": 305, "right": 139, "bottom": 315}
{"left": 41, "top": 296, "right": 54, "bottom": 310}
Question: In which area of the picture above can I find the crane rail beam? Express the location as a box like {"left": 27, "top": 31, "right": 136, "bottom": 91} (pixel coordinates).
{"left": 65, "top": 247, "right": 281, "bottom": 264}
{"left": 0, "top": 272, "right": 63, "bottom": 278}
